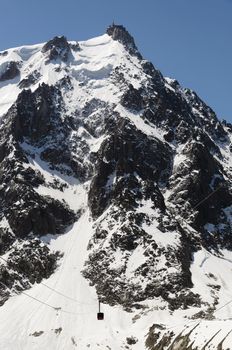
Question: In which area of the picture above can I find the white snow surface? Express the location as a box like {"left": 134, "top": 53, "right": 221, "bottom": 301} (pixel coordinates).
{"left": 0, "top": 34, "right": 147, "bottom": 118}
{"left": 0, "top": 33, "right": 232, "bottom": 349}
{"left": 1, "top": 203, "right": 232, "bottom": 349}
{"left": 1, "top": 176, "right": 232, "bottom": 350}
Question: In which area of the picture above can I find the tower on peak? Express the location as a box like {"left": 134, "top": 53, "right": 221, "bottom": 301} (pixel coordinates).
{"left": 106, "top": 24, "right": 142, "bottom": 59}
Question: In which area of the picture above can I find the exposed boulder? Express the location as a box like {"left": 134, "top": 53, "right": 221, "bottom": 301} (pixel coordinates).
{"left": 42, "top": 36, "right": 73, "bottom": 62}
{"left": 0, "top": 61, "right": 20, "bottom": 81}
{"left": 0, "top": 51, "right": 8, "bottom": 57}
{"left": 121, "top": 84, "right": 144, "bottom": 111}
{"left": 0, "top": 228, "right": 15, "bottom": 255}
{"left": 18, "top": 71, "right": 41, "bottom": 89}
{"left": 88, "top": 117, "right": 172, "bottom": 218}
{"left": 13, "top": 84, "right": 61, "bottom": 143}
{"left": 5, "top": 186, "right": 75, "bottom": 238}
{"left": 167, "top": 139, "right": 232, "bottom": 247}
{"left": 0, "top": 84, "right": 77, "bottom": 241}
{"left": 106, "top": 24, "right": 142, "bottom": 58}
{"left": 0, "top": 239, "right": 61, "bottom": 306}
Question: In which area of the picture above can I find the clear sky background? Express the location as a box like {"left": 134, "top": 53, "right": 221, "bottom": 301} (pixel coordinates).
{"left": 0, "top": 0, "right": 231, "bottom": 121}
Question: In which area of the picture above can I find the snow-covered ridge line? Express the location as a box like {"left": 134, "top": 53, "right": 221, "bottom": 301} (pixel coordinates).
{"left": 0, "top": 24, "right": 231, "bottom": 349}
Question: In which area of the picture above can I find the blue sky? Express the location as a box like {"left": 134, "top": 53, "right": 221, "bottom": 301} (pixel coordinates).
{"left": 1, "top": 0, "right": 231, "bottom": 121}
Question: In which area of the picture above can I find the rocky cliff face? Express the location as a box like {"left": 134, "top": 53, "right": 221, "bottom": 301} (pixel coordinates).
{"left": 0, "top": 24, "right": 231, "bottom": 349}
{"left": 82, "top": 27, "right": 232, "bottom": 312}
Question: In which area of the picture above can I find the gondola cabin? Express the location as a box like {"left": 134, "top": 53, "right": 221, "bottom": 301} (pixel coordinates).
{"left": 97, "top": 300, "right": 104, "bottom": 320}
{"left": 97, "top": 312, "right": 104, "bottom": 320}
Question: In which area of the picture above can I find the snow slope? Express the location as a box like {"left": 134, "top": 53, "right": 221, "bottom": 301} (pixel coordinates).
{"left": 0, "top": 169, "right": 231, "bottom": 349}
{"left": 1, "top": 199, "right": 232, "bottom": 349}
{"left": 0, "top": 27, "right": 232, "bottom": 349}
{"left": 0, "top": 34, "right": 147, "bottom": 119}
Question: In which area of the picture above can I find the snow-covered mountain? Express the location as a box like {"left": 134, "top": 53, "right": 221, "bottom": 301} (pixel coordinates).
{"left": 0, "top": 24, "right": 232, "bottom": 349}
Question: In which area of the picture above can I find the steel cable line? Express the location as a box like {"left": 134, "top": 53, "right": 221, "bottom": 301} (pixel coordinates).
{"left": 142, "top": 183, "right": 231, "bottom": 332}
{"left": 165, "top": 319, "right": 200, "bottom": 331}
{"left": 45, "top": 210, "right": 97, "bottom": 306}
{"left": 0, "top": 254, "right": 96, "bottom": 307}
{"left": 43, "top": 210, "right": 98, "bottom": 306}
{"left": 142, "top": 184, "right": 225, "bottom": 256}
{"left": 165, "top": 297, "right": 232, "bottom": 331}
{"left": 164, "top": 294, "right": 232, "bottom": 332}
{"left": 174, "top": 183, "right": 232, "bottom": 321}
{"left": 214, "top": 299, "right": 232, "bottom": 315}
{"left": 191, "top": 184, "right": 224, "bottom": 212}
{"left": 40, "top": 282, "right": 96, "bottom": 306}
{"left": 0, "top": 280, "right": 95, "bottom": 316}
{"left": 163, "top": 295, "right": 232, "bottom": 332}
{"left": 0, "top": 185, "right": 229, "bottom": 320}
{"left": 47, "top": 213, "right": 85, "bottom": 298}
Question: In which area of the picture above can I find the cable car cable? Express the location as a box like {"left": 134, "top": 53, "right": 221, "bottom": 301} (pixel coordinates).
{"left": 0, "top": 185, "right": 229, "bottom": 320}
{"left": 191, "top": 183, "right": 224, "bottom": 212}
{"left": 0, "top": 255, "right": 96, "bottom": 307}
{"left": 40, "top": 282, "right": 96, "bottom": 306}
{"left": 0, "top": 281, "right": 96, "bottom": 316}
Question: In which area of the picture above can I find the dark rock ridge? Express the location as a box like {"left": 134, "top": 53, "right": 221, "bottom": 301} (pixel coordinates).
{"left": 83, "top": 27, "right": 232, "bottom": 310}
{"left": 88, "top": 116, "right": 172, "bottom": 218}
{"left": 84, "top": 113, "right": 201, "bottom": 310}
{"left": 107, "top": 24, "right": 142, "bottom": 59}
{"left": 0, "top": 51, "right": 8, "bottom": 57}
{"left": 145, "top": 322, "right": 229, "bottom": 349}
{"left": 121, "top": 84, "right": 144, "bottom": 111}
{"left": 11, "top": 83, "right": 93, "bottom": 180}
{"left": 0, "top": 84, "right": 77, "bottom": 239}
{"left": 0, "top": 61, "right": 20, "bottom": 81}
{"left": 42, "top": 36, "right": 76, "bottom": 62}
{"left": 18, "top": 70, "right": 41, "bottom": 89}
{"left": 0, "top": 82, "right": 78, "bottom": 305}
{"left": 0, "top": 239, "right": 61, "bottom": 306}
{"left": 0, "top": 25, "right": 231, "bottom": 315}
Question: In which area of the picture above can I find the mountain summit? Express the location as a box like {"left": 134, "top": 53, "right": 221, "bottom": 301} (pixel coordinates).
{"left": 0, "top": 25, "right": 231, "bottom": 349}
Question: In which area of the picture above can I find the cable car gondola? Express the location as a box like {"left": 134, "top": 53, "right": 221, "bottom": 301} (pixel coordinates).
{"left": 97, "top": 300, "right": 104, "bottom": 320}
